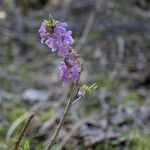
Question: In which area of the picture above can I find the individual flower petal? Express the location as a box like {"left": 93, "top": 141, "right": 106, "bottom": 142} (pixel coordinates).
{"left": 45, "top": 38, "right": 57, "bottom": 52}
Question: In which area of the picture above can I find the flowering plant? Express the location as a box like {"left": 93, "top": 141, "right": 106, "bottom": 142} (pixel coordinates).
{"left": 39, "top": 14, "right": 82, "bottom": 84}
{"left": 39, "top": 14, "right": 98, "bottom": 149}
{"left": 14, "top": 14, "right": 97, "bottom": 150}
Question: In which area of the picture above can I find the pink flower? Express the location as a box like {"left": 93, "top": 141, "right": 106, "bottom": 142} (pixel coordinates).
{"left": 59, "top": 59, "right": 81, "bottom": 84}
{"left": 39, "top": 21, "right": 74, "bottom": 58}
{"left": 39, "top": 16, "right": 82, "bottom": 84}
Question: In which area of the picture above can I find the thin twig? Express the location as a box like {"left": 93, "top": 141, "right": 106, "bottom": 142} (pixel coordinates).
{"left": 45, "top": 98, "right": 73, "bottom": 150}
{"left": 45, "top": 83, "right": 79, "bottom": 150}
{"left": 14, "top": 112, "right": 36, "bottom": 150}
{"left": 72, "top": 96, "right": 81, "bottom": 104}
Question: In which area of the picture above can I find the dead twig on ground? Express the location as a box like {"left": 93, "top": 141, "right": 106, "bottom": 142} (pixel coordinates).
{"left": 14, "top": 112, "right": 36, "bottom": 150}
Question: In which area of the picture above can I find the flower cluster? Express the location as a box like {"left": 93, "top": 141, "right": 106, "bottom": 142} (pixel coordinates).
{"left": 39, "top": 15, "right": 82, "bottom": 84}
{"left": 59, "top": 59, "right": 81, "bottom": 83}
{"left": 39, "top": 19, "right": 74, "bottom": 58}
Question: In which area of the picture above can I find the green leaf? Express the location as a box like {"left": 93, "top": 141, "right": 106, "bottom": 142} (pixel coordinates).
{"left": 91, "top": 85, "right": 98, "bottom": 91}
{"left": 23, "top": 140, "right": 30, "bottom": 150}
{"left": 87, "top": 89, "right": 93, "bottom": 95}
{"left": 48, "top": 14, "right": 55, "bottom": 26}
{"left": 44, "top": 15, "right": 56, "bottom": 28}
{"left": 82, "top": 84, "right": 88, "bottom": 89}
{"left": 44, "top": 20, "right": 51, "bottom": 28}
{"left": 81, "top": 83, "right": 98, "bottom": 96}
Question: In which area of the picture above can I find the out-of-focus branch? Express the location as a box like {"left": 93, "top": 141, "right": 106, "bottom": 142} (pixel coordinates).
{"left": 14, "top": 112, "right": 36, "bottom": 150}
{"left": 76, "top": 0, "right": 107, "bottom": 50}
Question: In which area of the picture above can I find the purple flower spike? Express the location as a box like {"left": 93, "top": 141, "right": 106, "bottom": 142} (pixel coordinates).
{"left": 59, "top": 59, "right": 81, "bottom": 84}
{"left": 39, "top": 16, "right": 82, "bottom": 84}
{"left": 39, "top": 20, "right": 74, "bottom": 58}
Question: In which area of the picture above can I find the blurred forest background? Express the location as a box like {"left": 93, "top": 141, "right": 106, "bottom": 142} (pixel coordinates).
{"left": 0, "top": 0, "right": 150, "bottom": 149}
